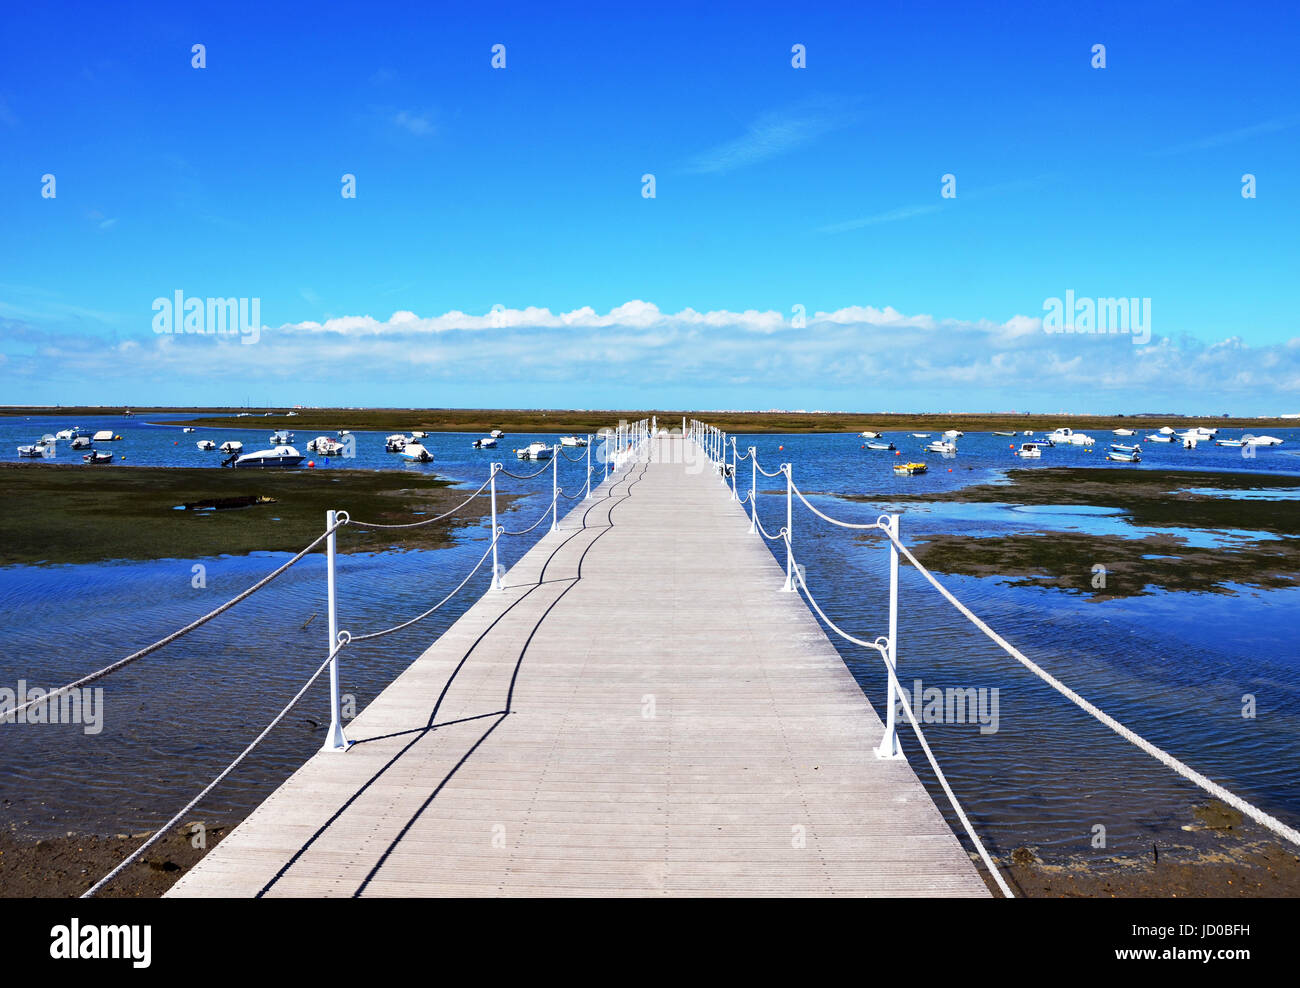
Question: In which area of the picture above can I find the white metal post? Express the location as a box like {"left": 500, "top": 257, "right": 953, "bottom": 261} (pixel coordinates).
{"left": 585, "top": 435, "right": 592, "bottom": 499}
{"left": 875, "top": 514, "right": 904, "bottom": 759}
{"left": 782, "top": 464, "right": 795, "bottom": 592}
{"left": 490, "top": 465, "right": 502, "bottom": 589}
{"left": 323, "top": 509, "right": 349, "bottom": 751}
{"left": 551, "top": 445, "right": 559, "bottom": 531}
{"left": 730, "top": 436, "right": 737, "bottom": 498}
{"left": 748, "top": 447, "right": 757, "bottom": 533}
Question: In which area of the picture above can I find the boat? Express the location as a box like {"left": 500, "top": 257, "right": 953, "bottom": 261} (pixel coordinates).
{"left": 1145, "top": 433, "right": 1174, "bottom": 442}
{"left": 233, "top": 445, "right": 304, "bottom": 469}
{"left": 384, "top": 434, "right": 408, "bottom": 452}
{"left": 943, "top": 430, "right": 964, "bottom": 438}
{"left": 92, "top": 430, "right": 121, "bottom": 442}
{"left": 196, "top": 440, "right": 216, "bottom": 450}
{"left": 70, "top": 436, "right": 92, "bottom": 449}
{"left": 1046, "top": 427, "right": 1094, "bottom": 446}
{"left": 337, "top": 429, "right": 352, "bottom": 437}
{"left": 219, "top": 441, "right": 244, "bottom": 455}
{"left": 307, "top": 436, "right": 345, "bottom": 455}
{"left": 399, "top": 442, "right": 434, "bottom": 463}
{"left": 924, "top": 440, "right": 957, "bottom": 455}
{"left": 490, "top": 429, "right": 505, "bottom": 439}
{"left": 1110, "top": 443, "right": 1140, "bottom": 453}
{"left": 1113, "top": 428, "right": 1135, "bottom": 436}
{"left": 1181, "top": 436, "right": 1200, "bottom": 449}
{"left": 1014, "top": 443, "right": 1044, "bottom": 458}
{"left": 269, "top": 431, "right": 294, "bottom": 445}
{"left": 1158, "top": 426, "right": 1176, "bottom": 435}
{"left": 993, "top": 431, "right": 1015, "bottom": 437}
{"left": 17, "top": 443, "right": 48, "bottom": 458}
{"left": 410, "top": 431, "right": 427, "bottom": 439}
{"left": 1214, "top": 438, "right": 1245, "bottom": 447}
{"left": 516, "top": 442, "right": 553, "bottom": 461}
{"left": 55, "top": 428, "right": 77, "bottom": 441}
{"left": 866, "top": 441, "right": 896, "bottom": 451}
{"left": 560, "top": 436, "right": 588, "bottom": 447}
{"left": 911, "top": 433, "right": 931, "bottom": 438}
{"left": 1192, "top": 427, "right": 1218, "bottom": 437}
{"left": 1247, "top": 435, "right": 1284, "bottom": 447}
{"left": 82, "top": 451, "right": 113, "bottom": 464}
{"left": 1107, "top": 450, "right": 1141, "bottom": 463}
{"left": 473, "top": 436, "right": 498, "bottom": 449}
{"left": 859, "top": 431, "right": 881, "bottom": 439}
{"left": 1022, "top": 430, "right": 1034, "bottom": 436}
{"left": 893, "top": 462, "right": 928, "bottom": 476}
{"left": 182, "top": 427, "right": 196, "bottom": 433}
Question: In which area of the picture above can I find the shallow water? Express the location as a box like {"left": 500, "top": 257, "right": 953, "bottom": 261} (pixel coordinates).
{"left": 1, "top": 421, "right": 1298, "bottom": 867}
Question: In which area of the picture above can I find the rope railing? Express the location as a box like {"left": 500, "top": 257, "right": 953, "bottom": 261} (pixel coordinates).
{"left": 346, "top": 473, "right": 495, "bottom": 529}
{"left": 707, "top": 427, "right": 1300, "bottom": 871}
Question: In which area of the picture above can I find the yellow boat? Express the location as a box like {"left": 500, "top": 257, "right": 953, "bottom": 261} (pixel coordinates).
{"left": 893, "top": 461, "right": 928, "bottom": 476}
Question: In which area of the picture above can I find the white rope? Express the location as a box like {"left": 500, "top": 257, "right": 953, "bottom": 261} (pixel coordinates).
{"left": 789, "top": 558, "right": 1014, "bottom": 896}
{"left": 500, "top": 490, "right": 560, "bottom": 537}
{"left": 351, "top": 530, "right": 503, "bottom": 642}
{"left": 6, "top": 519, "right": 345, "bottom": 719}
{"left": 346, "top": 473, "right": 494, "bottom": 529}
{"left": 789, "top": 480, "right": 886, "bottom": 530}
{"left": 754, "top": 459, "right": 785, "bottom": 478}
{"left": 499, "top": 459, "right": 553, "bottom": 481}
{"left": 82, "top": 640, "right": 344, "bottom": 897}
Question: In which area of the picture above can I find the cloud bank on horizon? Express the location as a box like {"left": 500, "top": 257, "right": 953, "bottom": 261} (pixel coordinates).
{"left": 2, "top": 300, "right": 1297, "bottom": 414}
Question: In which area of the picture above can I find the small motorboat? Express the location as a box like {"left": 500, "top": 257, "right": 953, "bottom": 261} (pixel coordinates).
{"left": 307, "top": 436, "right": 344, "bottom": 454}
{"left": 233, "top": 445, "right": 304, "bottom": 469}
{"left": 1182, "top": 436, "right": 1200, "bottom": 449}
{"left": 92, "top": 430, "right": 121, "bottom": 442}
{"left": 219, "top": 441, "right": 244, "bottom": 455}
{"left": 473, "top": 436, "right": 498, "bottom": 449}
{"left": 1022, "top": 430, "right": 1034, "bottom": 436}
{"left": 196, "top": 439, "right": 216, "bottom": 450}
{"left": 1215, "top": 438, "right": 1245, "bottom": 447}
{"left": 1014, "top": 443, "right": 1043, "bottom": 458}
{"left": 83, "top": 450, "right": 113, "bottom": 464}
{"left": 1110, "top": 443, "right": 1140, "bottom": 453}
{"left": 17, "top": 442, "right": 49, "bottom": 458}
{"left": 410, "top": 431, "right": 427, "bottom": 439}
{"left": 893, "top": 461, "right": 928, "bottom": 476}
{"left": 337, "top": 429, "right": 352, "bottom": 437}
{"left": 859, "top": 431, "right": 881, "bottom": 439}
{"left": 1158, "top": 426, "right": 1176, "bottom": 435}
{"left": 1113, "top": 428, "right": 1135, "bottom": 436}
{"left": 1146, "top": 433, "right": 1176, "bottom": 443}
{"left": 490, "top": 429, "right": 505, "bottom": 439}
{"left": 269, "top": 431, "right": 294, "bottom": 445}
{"left": 1107, "top": 450, "right": 1141, "bottom": 463}
{"left": 1247, "top": 435, "right": 1284, "bottom": 447}
{"left": 911, "top": 433, "right": 931, "bottom": 439}
{"left": 943, "top": 430, "right": 964, "bottom": 439}
{"left": 55, "top": 428, "right": 77, "bottom": 441}
{"left": 70, "top": 436, "right": 92, "bottom": 450}
{"left": 925, "top": 440, "right": 957, "bottom": 455}
{"left": 866, "top": 441, "right": 896, "bottom": 451}
{"left": 384, "top": 434, "right": 408, "bottom": 452}
{"left": 182, "top": 427, "right": 196, "bottom": 433}
{"left": 516, "top": 442, "right": 553, "bottom": 461}
{"left": 993, "top": 431, "right": 1015, "bottom": 437}
{"left": 399, "top": 442, "right": 434, "bottom": 463}
{"left": 1046, "top": 427, "right": 1094, "bottom": 446}
{"left": 560, "top": 436, "right": 587, "bottom": 447}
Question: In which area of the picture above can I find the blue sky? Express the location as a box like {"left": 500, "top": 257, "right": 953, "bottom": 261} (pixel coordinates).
{"left": 1, "top": 0, "right": 1297, "bottom": 413}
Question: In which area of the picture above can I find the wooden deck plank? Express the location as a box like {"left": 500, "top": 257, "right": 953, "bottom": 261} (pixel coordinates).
{"left": 167, "top": 436, "right": 987, "bottom": 897}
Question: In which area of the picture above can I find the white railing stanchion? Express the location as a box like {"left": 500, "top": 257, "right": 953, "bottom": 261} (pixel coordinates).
{"left": 748, "top": 447, "right": 757, "bottom": 533}
{"left": 585, "top": 435, "right": 592, "bottom": 499}
{"left": 490, "top": 464, "right": 503, "bottom": 590}
{"left": 782, "top": 463, "right": 795, "bottom": 592}
{"left": 730, "top": 436, "right": 737, "bottom": 498}
{"left": 875, "top": 513, "right": 904, "bottom": 759}
{"left": 322, "top": 509, "right": 350, "bottom": 751}
{"left": 551, "top": 445, "right": 559, "bottom": 531}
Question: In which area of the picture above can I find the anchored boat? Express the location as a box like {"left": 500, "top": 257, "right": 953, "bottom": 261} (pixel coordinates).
{"left": 473, "top": 436, "right": 498, "bottom": 449}
{"left": 893, "top": 461, "right": 928, "bottom": 476}
{"left": 1014, "top": 443, "right": 1044, "bottom": 458}
{"left": 516, "top": 442, "right": 553, "bottom": 461}
{"left": 399, "top": 442, "right": 434, "bottom": 463}
{"left": 233, "top": 445, "right": 304, "bottom": 468}
{"left": 865, "top": 441, "right": 896, "bottom": 451}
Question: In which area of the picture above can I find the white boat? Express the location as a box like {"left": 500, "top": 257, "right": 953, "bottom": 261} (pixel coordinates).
{"left": 1247, "top": 435, "right": 1284, "bottom": 447}
{"left": 1113, "top": 428, "right": 1135, "bottom": 436}
{"left": 92, "top": 430, "right": 120, "bottom": 442}
{"left": 1107, "top": 450, "right": 1141, "bottom": 463}
{"left": 859, "top": 431, "right": 881, "bottom": 439}
{"left": 182, "top": 427, "right": 196, "bottom": 433}
{"left": 70, "top": 436, "right": 92, "bottom": 449}
{"left": 399, "top": 442, "right": 434, "bottom": 463}
{"left": 233, "top": 445, "right": 304, "bottom": 468}
{"left": 993, "top": 431, "right": 1016, "bottom": 437}
{"left": 1014, "top": 443, "right": 1043, "bottom": 458}
{"left": 490, "top": 429, "right": 505, "bottom": 439}
{"left": 516, "top": 442, "right": 553, "bottom": 461}
{"left": 410, "top": 431, "right": 427, "bottom": 439}
{"left": 269, "top": 431, "right": 294, "bottom": 445}
{"left": 1046, "top": 427, "right": 1095, "bottom": 446}
{"left": 1158, "top": 426, "right": 1176, "bottom": 435}
{"left": 1215, "top": 438, "right": 1245, "bottom": 447}
{"left": 943, "top": 430, "right": 964, "bottom": 438}
{"left": 1181, "top": 435, "right": 1200, "bottom": 449}
{"left": 219, "top": 441, "right": 244, "bottom": 454}
{"left": 307, "top": 436, "right": 344, "bottom": 454}
{"left": 55, "top": 428, "right": 77, "bottom": 441}
{"left": 17, "top": 443, "right": 50, "bottom": 458}
{"left": 1110, "top": 443, "right": 1140, "bottom": 453}
{"left": 1022, "top": 430, "right": 1033, "bottom": 435}
{"left": 384, "top": 434, "right": 408, "bottom": 452}
{"left": 924, "top": 440, "right": 957, "bottom": 455}
{"left": 1146, "top": 433, "right": 1176, "bottom": 443}
{"left": 560, "top": 436, "right": 587, "bottom": 447}
{"left": 865, "top": 441, "right": 896, "bottom": 451}
{"left": 1193, "top": 427, "right": 1218, "bottom": 437}
{"left": 911, "top": 433, "right": 931, "bottom": 439}
{"left": 337, "top": 429, "right": 351, "bottom": 437}
{"left": 473, "top": 436, "right": 498, "bottom": 449}
{"left": 196, "top": 440, "right": 216, "bottom": 450}
{"left": 82, "top": 450, "right": 113, "bottom": 464}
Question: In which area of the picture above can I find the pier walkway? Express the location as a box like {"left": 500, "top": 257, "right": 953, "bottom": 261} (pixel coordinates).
{"left": 167, "top": 435, "right": 988, "bottom": 897}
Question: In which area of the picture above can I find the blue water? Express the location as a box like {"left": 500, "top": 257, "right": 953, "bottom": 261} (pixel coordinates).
{"left": 1, "top": 419, "right": 1298, "bottom": 866}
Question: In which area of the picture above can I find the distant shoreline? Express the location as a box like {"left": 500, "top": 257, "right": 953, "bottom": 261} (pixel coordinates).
{"left": 2, "top": 406, "right": 1293, "bottom": 434}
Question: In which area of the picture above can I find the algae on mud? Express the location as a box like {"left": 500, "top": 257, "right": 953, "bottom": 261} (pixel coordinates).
{"left": 848, "top": 468, "right": 1300, "bottom": 599}
{"left": 0, "top": 462, "right": 512, "bottom": 566}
